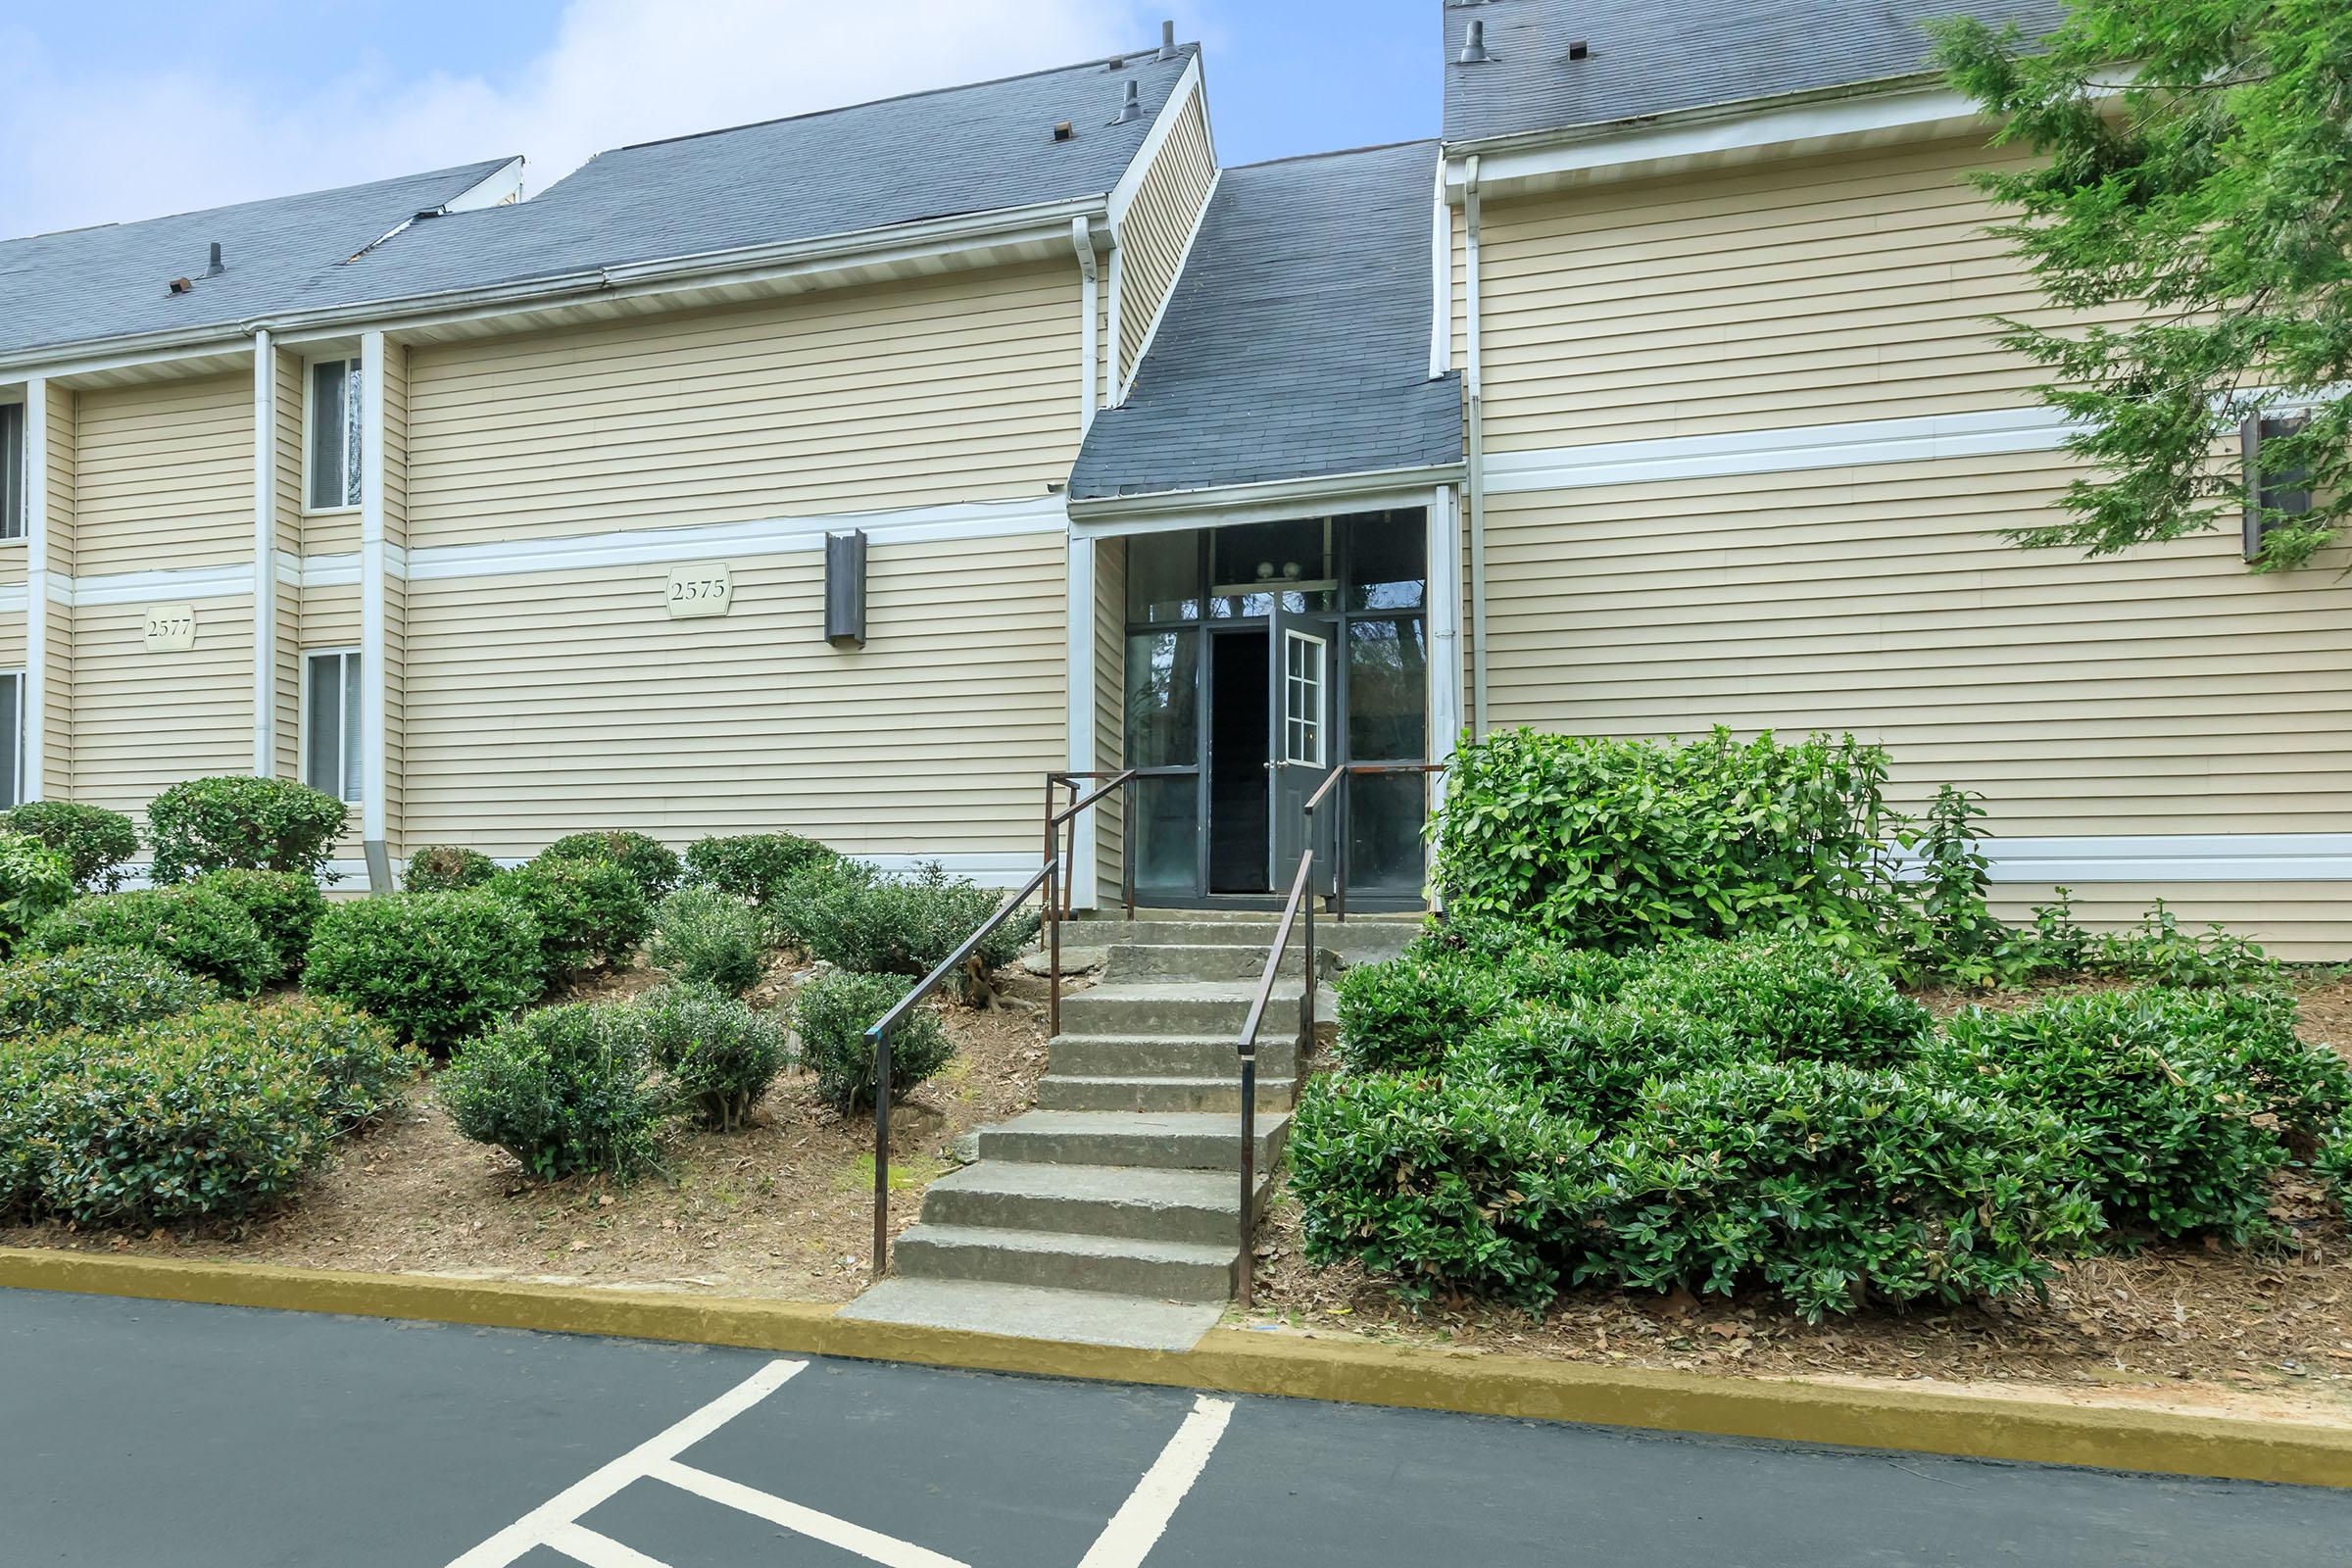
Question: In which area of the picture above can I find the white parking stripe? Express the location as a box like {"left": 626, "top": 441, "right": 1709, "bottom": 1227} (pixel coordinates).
{"left": 545, "top": 1522, "right": 673, "bottom": 1568}
{"left": 445, "top": 1357, "right": 806, "bottom": 1568}
{"left": 1076, "top": 1396, "right": 1236, "bottom": 1568}
{"left": 651, "top": 1458, "right": 973, "bottom": 1568}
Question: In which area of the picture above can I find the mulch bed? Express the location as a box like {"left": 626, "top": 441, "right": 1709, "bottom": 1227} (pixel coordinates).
{"left": 0, "top": 957, "right": 1056, "bottom": 1303}
{"left": 1244, "top": 974, "right": 2352, "bottom": 1418}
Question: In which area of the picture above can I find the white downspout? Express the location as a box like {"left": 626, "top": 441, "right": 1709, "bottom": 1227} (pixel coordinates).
{"left": 358, "top": 331, "right": 392, "bottom": 894}
{"left": 1463, "top": 155, "right": 1491, "bottom": 737}
{"left": 252, "top": 329, "right": 277, "bottom": 777}
{"left": 22, "top": 379, "right": 47, "bottom": 804}
{"left": 1066, "top": 218, "right": 1101, "bottom": 908}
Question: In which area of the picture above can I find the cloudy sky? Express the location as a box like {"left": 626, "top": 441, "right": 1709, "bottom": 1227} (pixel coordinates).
{"left": 0, "top": 0, "right": 1439, "bottom": 239}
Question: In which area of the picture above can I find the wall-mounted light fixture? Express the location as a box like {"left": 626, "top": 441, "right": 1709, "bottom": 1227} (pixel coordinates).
{"left": 826, "top": 529, "right": 867, "bottom": 647}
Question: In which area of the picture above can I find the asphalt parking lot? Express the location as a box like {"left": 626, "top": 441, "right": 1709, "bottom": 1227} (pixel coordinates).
{"left": 2, "top": 1288, "right": 2346, "bottom": 1566}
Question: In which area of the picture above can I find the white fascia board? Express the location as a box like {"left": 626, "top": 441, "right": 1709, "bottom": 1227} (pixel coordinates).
{"left": 1446, "top": 81, "right": 1986, "bottom": 197}
{"left": 442, "top": 157, "right": 526, "bottom": 212}
{"left": 1429, "top": 155, "right": 1452, "bottom": 378}
{"left": 63, "top": 562, "right": 260, "bottom": 607}
{"left": 1066, "top": 464, "right": 1466, "bottom": 536}
{"left": 1108, "top": 54, "right": 1206, "bottom": 230}
{"left": 1952, "top": 836, "right": 2352, "bottom": 884}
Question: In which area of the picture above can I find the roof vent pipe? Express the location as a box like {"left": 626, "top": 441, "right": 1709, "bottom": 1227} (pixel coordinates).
{"left": 1458, "top": 20, "right": 1492, "bottom": 63}
{"left": 1113, "top": 79, "right": 1142, "bottom": 122}
{"left": 1157, "top": 20, "right": 1177, "bottom": 60}
{"left": 204, "top": 241, "right": 224, "bottom": 276}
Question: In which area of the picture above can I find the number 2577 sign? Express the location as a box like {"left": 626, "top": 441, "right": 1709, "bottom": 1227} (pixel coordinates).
{"left": 142, "top": 604, "right": 197, "bottom": 652}
{"left": 666, "top": 564, "right": 733, "bottom": 619}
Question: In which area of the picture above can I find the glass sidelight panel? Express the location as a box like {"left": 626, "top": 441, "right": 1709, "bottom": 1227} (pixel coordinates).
{"left": 1125, "top": 531, "right": 1201, "bottom": 624}
{"left": 1345, "top": 512, "right": 1427, "bottom": 612}
{"left": 1348, "top": 770, "right": 1429, "bottom": 897}
{"left": 1132, "top": 773, "right": 1200, "bottom": 899}
{"left": 1125, "top": 629, "right": 1199, "bottom": 767}
{"left": 1347, "top": 616, "right": 1428, "bottom": 760}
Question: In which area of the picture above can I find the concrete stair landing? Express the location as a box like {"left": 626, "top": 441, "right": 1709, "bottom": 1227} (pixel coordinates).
{"left": 842, "top": 909, "right": 1409, "bottom": 1349}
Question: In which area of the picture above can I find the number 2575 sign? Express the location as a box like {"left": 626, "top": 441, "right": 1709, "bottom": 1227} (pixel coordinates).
{"left": 666, "top": 564, "right": 733, "bottom": 619}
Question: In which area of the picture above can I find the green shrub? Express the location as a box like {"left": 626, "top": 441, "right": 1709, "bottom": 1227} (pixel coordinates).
{"left": 1493, "top": 942, "right": 1635, "bottom": 1007}
{"left": 0, "top": 832, "right": 75, "bottom": 958}
{"left": 145, "top": 775, "right": 347, "bottom": 884}
{"left": 793, "top": 969, "right": 952, "bottom": 1113}
{"left": 0, "top": 803, "right": 138, "bottom": 893}
{"left": 685, "top": 832, "right": 835, "bottom": 905}
{"left": 0, "top": 949, "right": 219, "bottom": 1040}
{"left": 227, "top": 998, "right": 419, "bottom": 1132}
{"left": 538, "top": 831, "right": 682, "bottom": 903}
{"left": 1291, "top": 1071, "right": 1598, "bottom": 1310}
{"left": 2, "top": 1016, "right": 333, "bottom": 1227}
{"left": 1932, "top": 990, "right": 2302, "bottom": 1243}
{"left": 1454, "top": 1001, "right": 1746, "bottom": 1129}
{"left": 26, "top": 886, "right": 272, "bottom": 997}
{"left": 649, "top": 887, "right": 765, "bottom": 993}
{"left": 776, "top": 859, "right": 1035, "bottom": 986}
{"left": 404, "top": 845, "right": 500, "bottom": 893}
{"left": 1592, "top": 1060, "right": 2087, "bottom": 1321}
{"left": 303, "top": 891, "right": 542, "bottom": 1052}
{"left": 1333, "top": 956, "right": 1509, "bottom": 1073}
{"left": 1429, "top": 726, "right": 1896, "bottom": 952}
{"left": 1618, "top": 938, "right": 1931, "bottom": 1069}
{"left": 2086, "top": 900, "right": 2278, "bottom": 989}
{"left": 633, "top": 982, "right": 791, "bottom": 1131}
{"left": 2318, "top": 1130, "right": 2352, "bottom": 1223}
{"left": 188, "top": 868, "right": 327, "bottom": 984}
{"left": 492, "top": 858, "right": 653, "bottom": 983}
{"left": 440, "top": 1003, "right": 669, "bottom": 1181}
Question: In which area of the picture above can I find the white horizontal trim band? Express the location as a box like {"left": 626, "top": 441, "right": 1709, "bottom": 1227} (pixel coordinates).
{"left": 1486, "top": 405, "right": 2079, "bottom": 495}
{"left": 1957, "top": 835, "right": 2352, "bottom": 885}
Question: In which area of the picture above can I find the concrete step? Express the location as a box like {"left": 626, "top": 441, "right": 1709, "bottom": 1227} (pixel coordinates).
{"left": 1057, "top": 980, "right": 1337, "bottom": 1038}
{"left": 1068, "top": 916, "right": 1419, "bottom": 966}
{"left": 1050, "top": 1032, "right": 1301, "bottom": 1079}
{"left": 840, "top": 1277, "right": 1223, "bottom": 1351}
{"left": 916, "top": 1160, "right": 1258, "bottom": 1247}
{"left": 1106, "top": 941, "right": 1318, "bottom": 983}
{"left": 1036, "top": 1072, "right": 1295, "bottom": 1114}
{"left": 889, "top": 1222, "right": 1238, "bottom": 1300}
{"left": 976, "top": 1109, "right": 1290, "bottom": 1172}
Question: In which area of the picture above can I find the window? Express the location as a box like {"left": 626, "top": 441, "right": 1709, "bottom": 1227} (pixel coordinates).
{"left": 0, "top": 671, "right": 24, "bottom": 809}
{"left": 0, "top": 401, "right": 24, "bottom": 541}
{"left": 307, "top": 358, "right": 364, "bottom": 511}
{"left": 304, "top": 650, "right": 363, "bottom": 802}
{"left": 1282, "top": 627, "right": 1326, "bottom": 767}
{"left": 2243, "top": 412, "right": 2313, "bottom": 563}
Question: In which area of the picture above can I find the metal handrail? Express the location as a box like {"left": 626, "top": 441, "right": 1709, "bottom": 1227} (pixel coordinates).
{"left": 1315, "top": 761, "right": 1449, "bottom": 922}
{"left": 863, "top": 858, "right": 1055, "bottom": 1280}
{"left": 1046, "top": 768, "right": 1140, "bottom": 925}
{"left": 1234, "top": 848, "right": 1317, "bottom": 1310}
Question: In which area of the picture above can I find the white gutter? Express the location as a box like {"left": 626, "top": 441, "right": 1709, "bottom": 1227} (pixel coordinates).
{"left": 1462, "top": 154, "right": 1490, "bottom": 739}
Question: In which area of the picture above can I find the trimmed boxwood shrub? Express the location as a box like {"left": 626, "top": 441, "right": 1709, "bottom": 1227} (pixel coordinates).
{"left": 1930, "top": 989, "right": 2309, "bottom": 1243}
{"left": 1617, "top": 939, "right": 1931, "bottom": 1069}
{"left": 648, "top": 887, "right": 764, "bottom": 994}
{"left": 0, "top": 949, "right": 219, "bottom": 1041}
{"left": 145, "top": 775, "right": 347, "bottom": 884}
{"left": 26, "top": 886, "right": 272, "bottom": 997}
{"left": 1334, "top": 955, "right": 1510, "bottom": 1073}
{"left": 1452, "top": 1001, "right": 1745, "bottom": 1129}
{"left": 685, "top": 832, "right": 835, "bottom": 905}
{"left": 793, "top": 969, "right": 952, "bottom": 1113}
{"left": 633, "top": 982, "right": 790, "bottom": 1132}
{"left": 189, "top": 868, "right": 328, "bottom": 984}
{"left": 230, "top": 997, "right": 420, "bottom": 1132}
{"left": 774, "top": 859, "right": 1034, "bottom": 986}
{"left": 303, "top": 890, "right": 542, "bottom": 1052}
{"left": 0, "top": 803, "right": 138, "bottom": 893}
{"left": 440, "top": 1003, "right": 669, "bottom": 1181}
{"left": 538, "top": 831, "right": 682, "bottom": 903}
{"left": 0, "top": 832, "right": 75, "bottom": 958}
{"left": 492, "top": 858, "right": 653, "bottom": 983}
{"left": 405, "top": 845, "right": 500, "bottom": 893}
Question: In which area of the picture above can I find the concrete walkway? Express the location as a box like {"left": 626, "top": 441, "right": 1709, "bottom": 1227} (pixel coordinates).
{"left": 5, "top": 1289, "right": 2346, "bottom": 1567}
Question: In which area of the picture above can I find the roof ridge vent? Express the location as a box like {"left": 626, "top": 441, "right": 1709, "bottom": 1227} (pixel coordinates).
{"left": 1156, "top": 20, "right": 1177, "bottom": 61}
{"left": 1113, "top": 79, "right": 1143, "bottom": 123}
{"left": 1458, "top": 19, "right": 1493, "bottom": 64}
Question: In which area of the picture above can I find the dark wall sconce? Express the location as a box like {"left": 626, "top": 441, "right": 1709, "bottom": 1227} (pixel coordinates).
{"left": 826, "top": 529, "right": 867, "bottom": 647}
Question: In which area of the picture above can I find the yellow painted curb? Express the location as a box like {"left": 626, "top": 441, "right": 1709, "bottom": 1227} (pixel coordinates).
{"left": 6, "top": 1247, "right": 2350, "bottom": 1490}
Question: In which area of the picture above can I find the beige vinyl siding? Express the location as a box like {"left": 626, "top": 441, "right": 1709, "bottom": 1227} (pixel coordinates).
{"left": 70, "top": 597, "right": 253, "bottom": 821}
{"left": 73, "top": 374, "right": 251, "bottom": 572}
{"left": 301, "top": 588, "right": 365, "bottom": 858}
{"left": 1116, "top": 87, "right": 1216, "bottom": 387}
{"left": 272, "top": 349, "right": 305, "bottom": 776}
{"left": 1093, "top": 536, "right": 1127, "bottom": 903}
{"left": 1475, "top": 137, "right": 2081, "bottom": 450}
{"left": 404, "top": 264, "right": 1084, "bottom": 550}
{"left": 1990, "top": 884, "right": 2347, "bottom": 966}
{"left": 399, "top": 531, "right": 1066, "bottom": 862}
{"left": 1481, "top": 450, "right": 2352, "bottom": 843}
{"left": 0, "top": 613, "right": 24, "bottom": 665}
{"left": 303, "top": 352, "right": 362, "bottom": 556}
{"left": 39, "top": 388, "right": 74, "bottom": 796}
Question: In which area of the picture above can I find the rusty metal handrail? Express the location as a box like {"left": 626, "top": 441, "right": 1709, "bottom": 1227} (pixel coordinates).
{"left": 1045, "top": 768, "right": 1141, "bottom": 926}
{"left": 864, "top": 858, "right": 1055, "bottom": 1280}
{"left": 1234, "top": 848, "right": 1317, "bottom": 1310}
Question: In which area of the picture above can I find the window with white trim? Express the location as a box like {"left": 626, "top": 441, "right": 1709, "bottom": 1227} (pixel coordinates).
{"left": 0, "top": 401, "right": 24, "bottom": 541}
{"left": 0, "top": 670, "right": 25, "bottom": 809}
{"left": 304, "top": 649, "right": 363, "bottom": 802}
{"left": 2242, "top": 411, "right": 2314, "bottom": 563}
{"left": 307, "top": 358, "right": 364, "bottom": 512}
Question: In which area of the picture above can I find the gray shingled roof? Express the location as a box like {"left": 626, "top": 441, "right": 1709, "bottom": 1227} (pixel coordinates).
{"left": 0, "top": 162, "right": 515, "bottom": 360}
{"left": 1069, "top": 141, "right": 1461, "bottom": 503}
{"left": 1443, "top": 0, "right": 2068, "bottom": 144}
{"left": 289, "top": 47, "right": 1199, "bottom": 314}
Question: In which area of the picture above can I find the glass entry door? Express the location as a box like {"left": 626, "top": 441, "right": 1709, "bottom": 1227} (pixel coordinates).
{"left": 1268, "top": 597, "right": 1337, "bottom": 895}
